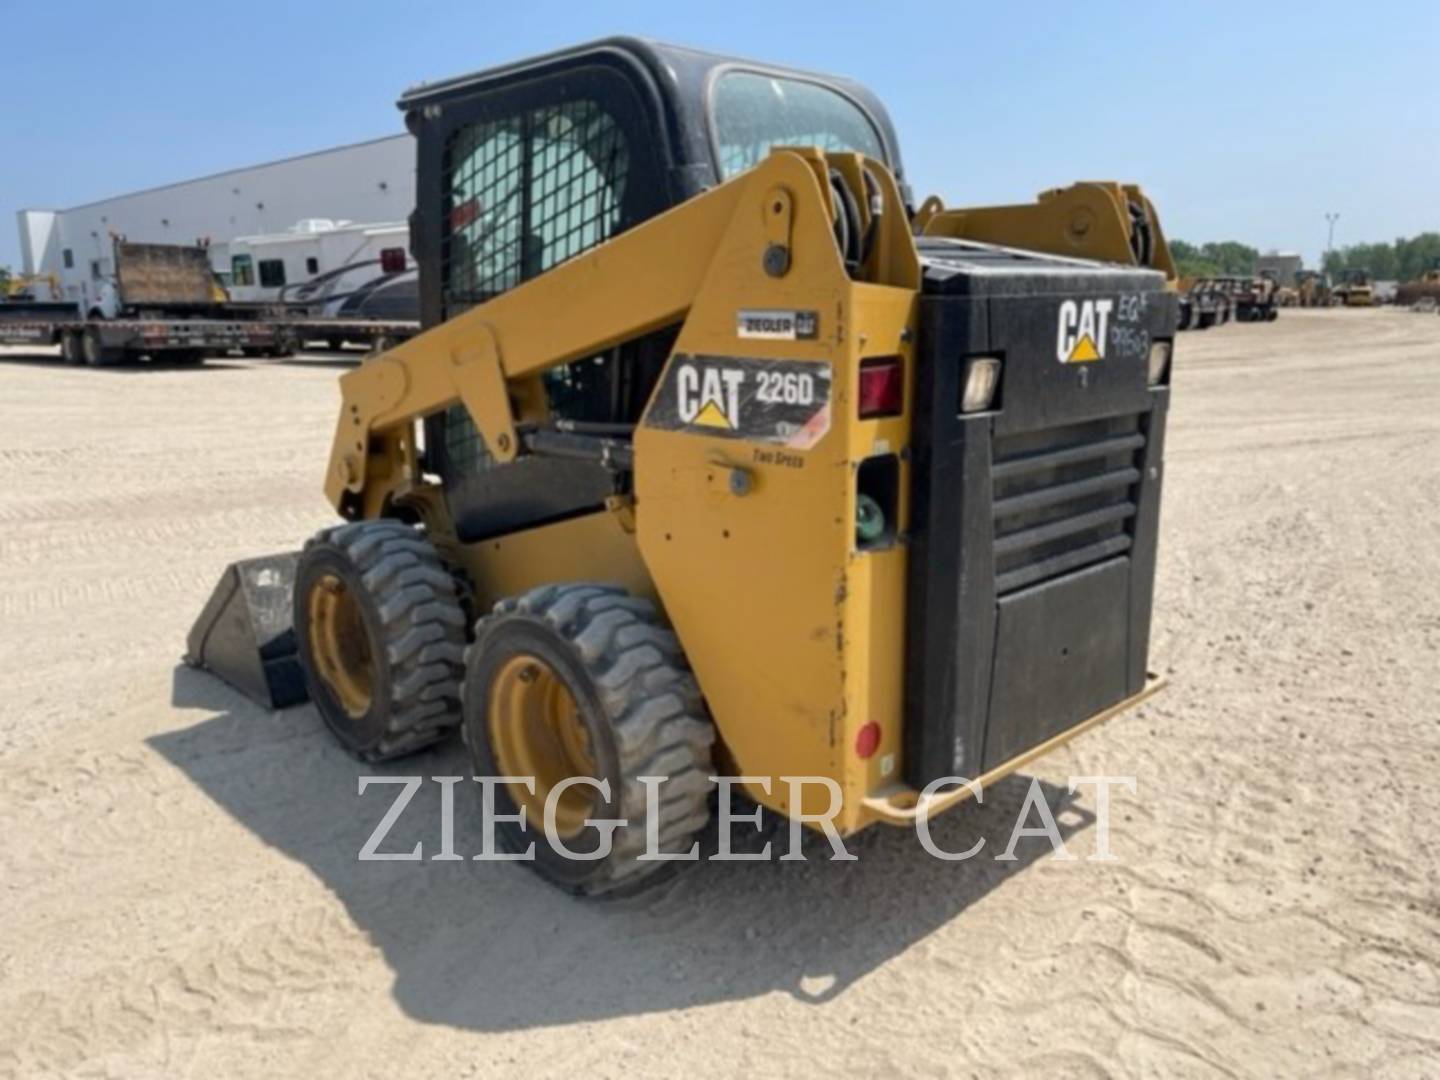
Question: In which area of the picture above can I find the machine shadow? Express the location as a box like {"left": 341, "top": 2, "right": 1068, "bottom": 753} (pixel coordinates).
{"left": 157, "top": 663, "right": 1095, "bottom": 1034}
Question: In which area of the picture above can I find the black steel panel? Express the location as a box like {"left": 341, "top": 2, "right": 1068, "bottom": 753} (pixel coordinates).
{"left": 1126, "top": 388, "right": 1169, "bottom": 692}
{"left": 444, "top": 458, "right": 617, "bottom": 543}
{"left": 904, "top": 296, "right": 992, "bottom": 784}
{"left": 903, "top": 244, "right": 1173, "bottom": 789}
{"left": 982, "top": 558, "right": 1132, "bottom": 771}
{"left": 988, "top": 292, "right": 1153, "bottom": 437}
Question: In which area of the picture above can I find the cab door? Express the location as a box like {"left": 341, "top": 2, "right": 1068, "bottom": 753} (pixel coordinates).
{"left": 407, "top": 61, "right": 676, "bottom": 542}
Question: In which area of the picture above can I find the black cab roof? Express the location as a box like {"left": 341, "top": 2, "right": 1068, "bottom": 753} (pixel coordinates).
{"left": 398, "top": 36, "right": 908, "bottom": 201}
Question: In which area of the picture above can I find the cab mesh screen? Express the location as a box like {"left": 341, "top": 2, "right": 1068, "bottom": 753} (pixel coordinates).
{"left": 442, "top": 99, "right": 630, "bottom": 311}
{"left": 439, "top": 99, "right": 631, "bottom": 474}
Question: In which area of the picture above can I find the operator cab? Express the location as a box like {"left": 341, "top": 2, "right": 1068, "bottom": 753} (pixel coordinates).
{"left": 400, "top": 38, "right": 907, "bottom": 541}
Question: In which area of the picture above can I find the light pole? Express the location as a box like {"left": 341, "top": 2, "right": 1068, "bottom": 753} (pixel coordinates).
{"left": 1324, "top": 212, "right": 1340, "bottom": 278}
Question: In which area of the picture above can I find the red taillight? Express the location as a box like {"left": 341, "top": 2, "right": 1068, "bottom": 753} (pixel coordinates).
{"left": 855, "top": 722, "right": 881, "bottom": 759}
{"left": 380, "top": 247, "right": 407, "bottom": 274}
{"left": 858, "top": 357, "right": 903, "bottom": 418}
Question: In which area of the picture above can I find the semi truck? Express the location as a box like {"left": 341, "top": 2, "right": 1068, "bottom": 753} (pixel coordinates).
{"left": 0, "top": 238, "right": 281, "bottom": 365}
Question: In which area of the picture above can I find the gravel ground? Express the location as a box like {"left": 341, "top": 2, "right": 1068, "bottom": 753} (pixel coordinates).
{"left": 1, "top": 309, "right": 1437, "bottom": 1077}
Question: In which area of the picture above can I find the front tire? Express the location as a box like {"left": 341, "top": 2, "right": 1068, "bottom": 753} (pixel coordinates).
{"left": 462, "top": 584, "right": 715, "bottom": 896}
{"left": 294, "top": 520, "right": 466, "bottom": 760}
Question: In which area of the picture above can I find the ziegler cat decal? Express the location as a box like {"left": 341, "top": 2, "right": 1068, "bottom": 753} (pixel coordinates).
{"left": 735, "top": 308, "right": 819, "bottom": 341}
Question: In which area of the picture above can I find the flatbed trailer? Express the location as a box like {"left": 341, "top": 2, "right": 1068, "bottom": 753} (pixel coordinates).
{"left": 0, "top": 239, "right": 293, "bottom": 365}
{"left": 0, "top": 309, "right": 421, "bottom": 364}
{"left": 0, "top": 306, "right": 282, "bottom": 365}
{"left": 272, "top": 317, "right": 419, "bottom": 352}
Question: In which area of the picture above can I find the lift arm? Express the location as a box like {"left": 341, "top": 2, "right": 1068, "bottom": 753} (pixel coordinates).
{"left": 913, "top": 181, "right": 1176, "bottom": 284}
{"left": 324, "top": 148, "right": 918, "bottom": 519}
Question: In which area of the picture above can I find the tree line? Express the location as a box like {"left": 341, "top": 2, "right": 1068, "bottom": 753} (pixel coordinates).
{"left": 1171, "top": 234, "right": 1440, "bottom": 282}
{"left": 1320, "top": 233, "right": 1440, "bottom": 281}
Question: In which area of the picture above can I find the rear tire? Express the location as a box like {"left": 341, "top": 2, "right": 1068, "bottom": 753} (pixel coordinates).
{"left": 81, "top": 327, "right": 121, "bottom": 367}
{"left": 294, "top": 520, "right": 466, "bottom": 761}
{"left": 269, "top": 332, "right": 298, "bottom": 358}
{"left": 462, "top": 583, "right": 715, "bottom": 896}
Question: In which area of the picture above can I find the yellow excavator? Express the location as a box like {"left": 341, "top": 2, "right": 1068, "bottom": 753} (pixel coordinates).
{"left": 189, "top": 39, "right": 1176, "bottom": 895}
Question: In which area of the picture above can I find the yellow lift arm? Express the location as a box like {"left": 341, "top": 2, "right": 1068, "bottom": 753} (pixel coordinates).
{"left": 325, "top": 147, "right": 919, "bottom": 522}
{"left": 914, "top": 181, "right": 1177, "bottom": 284}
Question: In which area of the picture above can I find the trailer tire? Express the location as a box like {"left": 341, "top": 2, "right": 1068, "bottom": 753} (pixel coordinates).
{"left": 60, "top": 331, "right": 83, "bottom": 364}
{"left": 269, "top": 333, "right": 298, "bottom": 359}
{"left": 171, "top": 349, "right": 206, "bottom": 365}
{"left": 462, "top": 583, "right": 716, "bottom": 897}
{"left": 81, "top": 327, "right": 121, "bottom": 367}
{"left": 295, "top": 520, "right": 466, "bottom": 761}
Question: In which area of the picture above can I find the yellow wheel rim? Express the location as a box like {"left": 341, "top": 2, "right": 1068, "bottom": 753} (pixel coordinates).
{"left": 306, "top": 573, "right": 374, "bottom": 719}
{"left": 488, "top": 654, "right": 596, "bottom": 839}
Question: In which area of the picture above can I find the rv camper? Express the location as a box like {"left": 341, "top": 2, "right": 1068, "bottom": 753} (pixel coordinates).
{"left": 221, "top": 219, "right": 419, "bottom": 330}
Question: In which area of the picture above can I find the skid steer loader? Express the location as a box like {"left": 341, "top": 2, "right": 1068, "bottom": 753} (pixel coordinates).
{"left": 188, "top": 38, "right": 1175, "bottom": 895}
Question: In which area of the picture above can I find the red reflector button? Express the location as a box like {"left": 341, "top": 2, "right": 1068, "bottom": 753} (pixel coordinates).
{"left": 855, "top": 721, "right": 882, "bottom": 759}
{"left": 858, "top": 357, "right": 903, "bottom": 418}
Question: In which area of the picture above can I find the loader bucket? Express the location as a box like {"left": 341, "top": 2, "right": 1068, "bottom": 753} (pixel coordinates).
{"left": 185, "top": 552, "right": 308, "bottom": 709}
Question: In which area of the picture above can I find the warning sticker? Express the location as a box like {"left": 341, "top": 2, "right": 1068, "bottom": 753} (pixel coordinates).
{"left": 644, "top": 354, "right": 832, "bottom": 450}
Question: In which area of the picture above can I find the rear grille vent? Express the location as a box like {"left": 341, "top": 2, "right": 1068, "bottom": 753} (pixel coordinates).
{"left": 991, "top": 415, "right": 1145, "bottom": 595}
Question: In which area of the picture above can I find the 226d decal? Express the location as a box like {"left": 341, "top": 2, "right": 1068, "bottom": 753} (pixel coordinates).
{"left": 644, "top": 354, "right": 832, "bottom": 450}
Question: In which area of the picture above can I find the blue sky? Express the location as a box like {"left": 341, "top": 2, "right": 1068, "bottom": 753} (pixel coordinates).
{"left": 3, "top": 0, "right": 1436, "bottom": 269}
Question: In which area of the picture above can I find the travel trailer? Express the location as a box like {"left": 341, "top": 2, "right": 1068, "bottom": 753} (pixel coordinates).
{"left": 220, "top": 219, "right": 418, "bottom": 323}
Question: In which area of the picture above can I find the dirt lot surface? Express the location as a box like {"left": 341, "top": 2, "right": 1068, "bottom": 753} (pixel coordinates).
{"left": 1, "top": 309, "right": 1438, "bottom": 1078}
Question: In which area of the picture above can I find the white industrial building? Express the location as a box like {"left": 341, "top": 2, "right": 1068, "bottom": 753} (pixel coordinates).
{"left": 16, "top": 134, "right": 412, "bottom": 312}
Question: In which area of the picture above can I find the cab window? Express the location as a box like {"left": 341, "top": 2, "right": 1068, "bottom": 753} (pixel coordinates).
{"left": 712, "top": 71, "right": 885, "bottom": 179}
{"left": 231, "top": 254, "right": 255, "bottom": 287}
{"left": 442, "top": 98, "right": 631, "bottom": 311}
